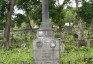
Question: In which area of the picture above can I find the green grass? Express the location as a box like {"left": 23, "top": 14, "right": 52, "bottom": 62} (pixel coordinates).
{"left": 0, "top": 45, "right": 93, "bottom": 64}
{"left": 0, "top": 34, "right": 34, "bottom": 64}
{"left": 0, "top": 33, "right": 93, "bottom": 64}
{"left": 61, "top": 46, "right": 93, "bottom": 64}
{"left": 0, "top": 47, "right": 33, "bottom": 64}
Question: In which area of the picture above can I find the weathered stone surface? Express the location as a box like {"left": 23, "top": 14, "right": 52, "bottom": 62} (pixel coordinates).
{"left": 33, "top": 38, "right": 60, "bottom": 64}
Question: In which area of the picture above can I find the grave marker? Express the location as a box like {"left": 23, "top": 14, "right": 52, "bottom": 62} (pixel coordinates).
{"left": 33, "top": 0, "right": 60, "bottom": 64}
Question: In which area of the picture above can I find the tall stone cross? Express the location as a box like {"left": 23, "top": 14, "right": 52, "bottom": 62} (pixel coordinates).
{"left": 33, "top": 0, "right": 60, "bottom": 64}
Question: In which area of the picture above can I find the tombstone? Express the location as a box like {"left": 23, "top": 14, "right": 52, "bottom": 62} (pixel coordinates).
{"left": 33, "top": 0, "right": 60, "bottom": 64}
{"left": 33, "top": 37, "right": 60, "bottom": 64}
{"left": 86, "top": 31, "right": 90, "bottom": 47}
{"left": 87, "top": 40, "right": 90, "bottom": 47}
{"left": 60, "top": 40, "right": 65, "bottom": 52}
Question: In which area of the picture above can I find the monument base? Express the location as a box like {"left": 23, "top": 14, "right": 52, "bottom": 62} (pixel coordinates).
{"left": 33, "top": 37, "right": 60, "bottom": 64}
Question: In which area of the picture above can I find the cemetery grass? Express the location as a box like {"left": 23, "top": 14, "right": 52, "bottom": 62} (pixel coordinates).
{"left": 60, "top": 45, "right": 93, "bottom": 64}
{"left": 0, "top": 44, "right": 93, "bottom": 64}
{"left": 0, "top": 34, "right": 34, "bottom": 64}
{"left": 0, "top": 35, "right": 93, "bottom": 64}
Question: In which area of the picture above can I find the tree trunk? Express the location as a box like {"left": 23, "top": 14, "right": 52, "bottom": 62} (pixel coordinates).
{"left": 28, "top": 17, "right": 33, "bottom": 32}
{"left": 91, "top": 18, "right": 93, "bottom": 34}
{"left": 28, "top": 21, "right": 33, "bottom": 31}
{"left": 4, "top": 0, "right": 15, "bottom": 49}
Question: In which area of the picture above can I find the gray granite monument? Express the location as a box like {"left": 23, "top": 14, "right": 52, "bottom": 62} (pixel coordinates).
{"left": 33, "top": 0, "right": 60, "bottom": 64}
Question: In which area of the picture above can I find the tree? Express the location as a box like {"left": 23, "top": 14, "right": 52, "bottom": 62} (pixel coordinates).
{"left": 15, "top": 0, "right": 71, "bottom": 30}
{"left": 14, "top": 13, "right": 26, "bottom": 27}
{"left": 78, "top": 1, "right": 93, "bottom": 33}
{"left": 16, "top": 0, "right": 42, "bottom": 27}
{"left": 64, "top": 9, "right": 76, "bottom": 33}
{"left": 15, "top": 0, "right": 60, "bottom": 27}
{"left": 0, "top": 0, "right": 7, "bottom": 30}
{"left": 50, "top": 5, "right": 64, "bottom": 31}
{"left": 50, "top": 0, "right": 71, "bottom": 31}
{"left": 77, "top": 1, "right": 93, "bottom": 47}
{"left": 4, "top": 0, "right": 15, "bottom": 49}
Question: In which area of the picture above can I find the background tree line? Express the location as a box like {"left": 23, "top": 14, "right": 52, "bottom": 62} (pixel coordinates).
{"left": 0, "top": 0, "right": 93, "bottom": 49}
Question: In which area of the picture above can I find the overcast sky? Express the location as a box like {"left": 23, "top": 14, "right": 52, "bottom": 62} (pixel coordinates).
{"left": 59, "top": 0, "right": 76, "bottom": 7}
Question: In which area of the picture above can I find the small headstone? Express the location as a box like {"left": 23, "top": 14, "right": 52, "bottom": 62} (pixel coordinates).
{"left": 60, "top": 42, "right": 65, "bottom": 52}
{"left": 87, "top": 40, "right": 90, "bottom": 47}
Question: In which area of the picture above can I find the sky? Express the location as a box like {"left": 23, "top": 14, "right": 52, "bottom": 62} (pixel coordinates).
{"left": 14, "top": 6, "right": 25, "bottom": 14}
{"left": 59, "top": 0, "right": 77, "bottom": 7}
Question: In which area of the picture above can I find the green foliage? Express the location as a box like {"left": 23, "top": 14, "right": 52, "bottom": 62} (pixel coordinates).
{"left": 0, "top": 0, "right": 7, "bottom": 29}
{"left": 20, "top": 22, "right": 28, "bottom": 29}
{"left": 16, "top": 0, "right": 42, "bottom": 26}
{"left": 78, "top": 1, "right": 93, "bottom": 26}
{"left": 0, "top": 33, "right": 93, "bottom": 64}
{"left": 0, "top": 20, "right": 5, "bottom": 29}
{"left": 64, "top": 9, "right": 76, "bottom": 22}
{"left": 50, "top": 4, "right": 65, "bottom": 26}
{"left": 0, "top": 43, "right": 93, "bottom": 64}
{"left": 0, "top": 0, "right": 7, "bottom": 20}
{"left": 15, "top": 0, "right": 69, "bottom": 27}
{"left": 0, "top": 33, "right": 34, "bottom": 64}
{"left": 61, "top": 46, "right": 93, "bottom": 64}
{"left": 0, "top": 48, "right": 33, "bottom": 64}
{"left": 13, "top": 34, "right": 24, "bottom": 41}
{"left": 14, "top": 14, "right": 26, "bottom": 27}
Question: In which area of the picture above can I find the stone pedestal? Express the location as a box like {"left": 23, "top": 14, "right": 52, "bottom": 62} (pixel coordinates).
{"left": 33, "top": 37, "right": 60, "bottom": 64}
